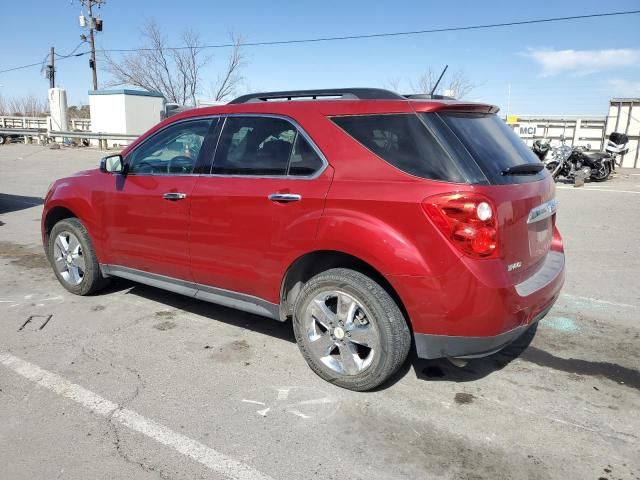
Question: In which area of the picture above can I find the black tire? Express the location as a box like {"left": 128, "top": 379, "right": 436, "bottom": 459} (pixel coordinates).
{"left": 590, "top": 163, "right": 611, "bottom": 182}
{"left": 292, "top": 268, "right": 411, "bottom": 391}
{"left": 47, "top": 218, "right": 110, "bottom": 295}
{"left": 0, "top": 136, "right": 6, "bottom": 145}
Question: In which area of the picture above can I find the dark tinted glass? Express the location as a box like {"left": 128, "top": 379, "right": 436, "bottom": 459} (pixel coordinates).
{"left": 288, "top": 133, "right": 324, "bottom": 176}
{"left": 438, "top": 113, "right": 545, "bottom": 184}
{"left": 331, "top": 114, "right": 464, "bottom": 182}
{"left": 128, "top": 119, "right": 212, "bottom": 175}
{"left": 213, "top": 117, "right": 295, "bottom": 176}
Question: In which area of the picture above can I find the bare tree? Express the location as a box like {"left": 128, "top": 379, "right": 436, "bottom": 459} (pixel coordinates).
{"left": 413, "top": 68, "right": 476, "bottom": 99}
{"left": 209, "top": 34, "right": 245, "bottom": 102}
{"left": 105, "top": 21, "right": 245, "bottom": 106}
{"left": 3, "top": 94, "right": 48, "bottom": 116}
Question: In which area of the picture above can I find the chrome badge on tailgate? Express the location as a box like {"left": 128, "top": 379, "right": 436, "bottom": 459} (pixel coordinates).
{"left": 527, "top": 198, "right": 558, "bottom": 224}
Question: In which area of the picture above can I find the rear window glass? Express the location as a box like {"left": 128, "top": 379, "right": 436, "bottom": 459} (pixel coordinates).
{"left": 437, "top": 113, "right": 544, "bottom": 184}
{"left": 331, "top": 114, "right": 465, "bottom": 182}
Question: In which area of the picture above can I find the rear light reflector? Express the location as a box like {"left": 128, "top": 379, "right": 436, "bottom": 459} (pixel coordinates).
{"left": 422, "top": 193, "right": 499, "bottom": 258}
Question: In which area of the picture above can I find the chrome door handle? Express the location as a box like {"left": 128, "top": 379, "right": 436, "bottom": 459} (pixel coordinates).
{"left": 163, "top": 192, "right": 187, "bottom": 201}
{"left": 268, "top": 193, "right": 302, "bottom": 203}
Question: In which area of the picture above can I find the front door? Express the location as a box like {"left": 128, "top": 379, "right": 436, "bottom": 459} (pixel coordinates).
{"left": 103, "top": 118, "right": 214, "bottom": 280}
{"left": 189, "top": 115, "right": 332, "bottom": 303}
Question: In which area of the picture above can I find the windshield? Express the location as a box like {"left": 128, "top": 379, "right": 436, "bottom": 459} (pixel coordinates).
{"left": 436, "top": 112, "right": 546, "bottom": 184}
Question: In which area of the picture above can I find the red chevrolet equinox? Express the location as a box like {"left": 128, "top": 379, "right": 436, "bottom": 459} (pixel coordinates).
{"left": 42, "top": 88, "right": 564, "bottom": 391}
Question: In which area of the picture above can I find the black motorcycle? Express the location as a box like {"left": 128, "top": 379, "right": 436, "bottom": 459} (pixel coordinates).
{"left": 539, "top": 134, "right": 626, "bottom": 183}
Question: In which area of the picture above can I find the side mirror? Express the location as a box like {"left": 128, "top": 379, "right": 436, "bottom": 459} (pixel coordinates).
{"left": 100, "top": 154, "right": 124, "bottom": 174}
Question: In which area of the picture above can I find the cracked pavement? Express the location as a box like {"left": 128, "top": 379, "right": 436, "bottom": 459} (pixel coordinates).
{"left": 1, "top": 144, "right": 639, "bottom": 479}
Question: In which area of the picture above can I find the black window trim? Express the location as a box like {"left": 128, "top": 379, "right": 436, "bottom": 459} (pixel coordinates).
{"left": 208, "top": 113, "right": 329, "bottom": 180}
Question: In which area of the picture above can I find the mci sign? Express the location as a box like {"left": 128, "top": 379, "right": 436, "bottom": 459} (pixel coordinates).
{"left": 517, "top": 126, "right": 537, "bottom": 138}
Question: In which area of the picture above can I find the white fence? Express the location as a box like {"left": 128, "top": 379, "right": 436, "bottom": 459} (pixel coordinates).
{"left": 509, "top": 116, "right": 607, "bottom": 150}
{"left": 0, "top": 116, "right": 91, "bottom": 132}
{"left": 605, "top": 99, "right": 640, "bottom": 168}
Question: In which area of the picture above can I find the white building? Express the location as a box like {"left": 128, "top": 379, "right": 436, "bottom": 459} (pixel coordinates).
{"left": 88, "top": 89, "right": 165, "bottom": 147}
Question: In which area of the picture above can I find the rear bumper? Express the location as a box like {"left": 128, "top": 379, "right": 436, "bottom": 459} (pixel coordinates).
{"left": 388, "top": 246, "right": 565, "bottom": 360}
{"left": 414, "top": 301, "right": 554, "bottom": 359}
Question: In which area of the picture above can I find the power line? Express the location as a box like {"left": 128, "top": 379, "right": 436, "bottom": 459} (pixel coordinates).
{"left": 55, "top": 42, "right": 87, "bottom": 59}
{"left": 1, "top": 9, "right": 639, "bottom": 74}
{"left": 100, "top": 9, "right": 640, "bottom": 53}
{"left": 0, "top": 51, "right": 89, "bottom": 74}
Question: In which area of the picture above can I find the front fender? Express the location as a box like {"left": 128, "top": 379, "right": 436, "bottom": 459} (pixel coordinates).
{"left": 42, "top": 180, "right": 105, "bottom": 262}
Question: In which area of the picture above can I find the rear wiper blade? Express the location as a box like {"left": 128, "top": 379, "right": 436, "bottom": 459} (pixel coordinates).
{"left": 501, "top": 163, "right": 545, "bottom": 175}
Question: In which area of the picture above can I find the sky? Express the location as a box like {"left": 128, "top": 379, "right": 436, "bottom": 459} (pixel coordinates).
{"left": 1, "top": 0, "right": 639, "bottom": 116}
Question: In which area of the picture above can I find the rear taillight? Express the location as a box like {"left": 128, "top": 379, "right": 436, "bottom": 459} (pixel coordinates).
{"left": 422, "top": 193, "right": 498, "bottom": 258}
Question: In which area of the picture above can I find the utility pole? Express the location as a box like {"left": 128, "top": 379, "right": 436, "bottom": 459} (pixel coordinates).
{"left": 47, "top": 47, "right": 55, "bottom": 88}
{"left": 78, "top": 0, "right": 104, "bottom": 91}
{"left": 87, "top": 0, "right": 98, "bottom": 90}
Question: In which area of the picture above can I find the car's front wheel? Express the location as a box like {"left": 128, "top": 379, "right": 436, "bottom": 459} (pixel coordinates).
{"left": 293, "top": 268, "right": 411, "bottom": 391}
{"left": 47, "top": 218, "right": 110, "bottom": 295}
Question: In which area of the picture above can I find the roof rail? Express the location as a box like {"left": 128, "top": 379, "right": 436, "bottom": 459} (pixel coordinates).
{"left": 228, "top": 88, "right": 404, "bottom": 104}
{"left": 404, "top": 93, "right": 456, "bottom": 100}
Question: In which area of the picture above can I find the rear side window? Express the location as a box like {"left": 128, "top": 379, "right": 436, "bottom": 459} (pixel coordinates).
{"left": 212, "top": 116, "right": 324, "bottom": 177}
{"left": 331, "top": 114, "right": 464, "bottom": 182}
{"left": 213, "top": 117, "right": 295, "bottom": 175}
{"left": 438, "top": 113, "right": 545, "bottom": 184}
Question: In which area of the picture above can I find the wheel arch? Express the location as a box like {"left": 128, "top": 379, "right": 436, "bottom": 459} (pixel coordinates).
{"left": 43, "top": 206, "right": 79, "bottom": 245}
{"left": 279, "top": 250, "right": 411, "bottom": 329}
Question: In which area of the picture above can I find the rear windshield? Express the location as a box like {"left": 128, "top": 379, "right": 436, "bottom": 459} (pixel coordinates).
{"left": 437, "top": 112, "right": 545, "bottom": 184}
{"left": 331, "top": 114, "right": 465, "bottom": 182}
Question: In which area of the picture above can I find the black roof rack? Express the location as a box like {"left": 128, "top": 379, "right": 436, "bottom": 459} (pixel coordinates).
{"left": 228, "top": 88, "right": 404, "bottom": 104}
{"left": 403, "top": 93, "right": 456, "bottom": 100}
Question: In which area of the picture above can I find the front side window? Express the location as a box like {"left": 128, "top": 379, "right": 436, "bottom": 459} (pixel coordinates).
{"left": 128, "top": 119, "right": 212, "bottom": 175}
{"left": 212, "top": 116, "right": 324, "bottom": 176}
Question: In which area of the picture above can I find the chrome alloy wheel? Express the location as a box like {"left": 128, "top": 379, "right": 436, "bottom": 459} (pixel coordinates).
{"left": 304, "top": 291, "right": 380, "bottom": 375}
{"left": 53, "top": 231, "right": 86, "bottom": 286}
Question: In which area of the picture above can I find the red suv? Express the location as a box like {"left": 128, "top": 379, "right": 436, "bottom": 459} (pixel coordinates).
{"left": 42, "top": 89, "right": 564, "bottom": 391}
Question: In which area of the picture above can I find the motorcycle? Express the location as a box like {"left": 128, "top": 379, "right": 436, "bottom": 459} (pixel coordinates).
{"left": 539, "top": 133, "right": 628, "bottom": 183}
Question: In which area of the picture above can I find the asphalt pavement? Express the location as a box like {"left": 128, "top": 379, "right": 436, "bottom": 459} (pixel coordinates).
{"left": 1, "top": 144, "right": 638, "bottom": 480}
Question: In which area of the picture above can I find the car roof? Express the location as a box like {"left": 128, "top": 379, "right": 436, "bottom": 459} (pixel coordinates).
{"left": 168, "top": 88, "right": 498, "bottom": 122}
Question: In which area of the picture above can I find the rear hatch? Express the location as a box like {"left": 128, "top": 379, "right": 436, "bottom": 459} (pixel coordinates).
{"left": 430, "top": 111, "right": 555, "bottom": 279}
{"left": 330, "top": 105, "right": 556, "bottom": 280}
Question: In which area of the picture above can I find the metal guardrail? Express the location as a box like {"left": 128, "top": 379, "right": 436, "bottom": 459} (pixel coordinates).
{"left": 0, "top": 128, "right": 137, "bottom": 140}
{"left": 48, "top": 130, "right": 138, "bottom": 140}
{"left": 0, "top": 128, "right": 138, "bottom": 150}
{"left": 0, "top": 128, "right": 46, "bottom": 136}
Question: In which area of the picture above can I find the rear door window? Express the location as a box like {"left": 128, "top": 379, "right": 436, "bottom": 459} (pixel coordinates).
{"left": 331, "top": 114, "right": 465, "bottom": 182}
{"left": 213, "top": 117, "right": 295, "bottom": 176}
{"left": 437, "top": 113, "right": 545, "bottom": 184}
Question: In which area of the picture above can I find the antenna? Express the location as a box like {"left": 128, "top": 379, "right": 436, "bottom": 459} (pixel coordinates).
{"left": 429, "top": 65, "right": 448, "bottom": 95}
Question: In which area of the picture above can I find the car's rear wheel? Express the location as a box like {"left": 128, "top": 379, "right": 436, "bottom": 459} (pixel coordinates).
{"left": 0, "top": 136, "right": 6, "bottom": 145}
{"left": 293, "top": 268, "right": 411, "bottom": 391}
{"left": 47, "top": 218, "right": 110, "bottom": 295}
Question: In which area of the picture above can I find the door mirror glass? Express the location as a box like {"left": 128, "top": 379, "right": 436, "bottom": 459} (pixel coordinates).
{"left": 100, "top": 154, "right": 124, "bottom": 174}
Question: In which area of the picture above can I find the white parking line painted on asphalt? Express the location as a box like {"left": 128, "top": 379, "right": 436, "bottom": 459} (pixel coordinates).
{"left": 0, "top": 352, "right": 274, "bottom": 480}
{"left": 556, "top": 186, "right": 640, "bottom": 194}
{"left": 561, "top": 293, "right": 637, "bottom": 309}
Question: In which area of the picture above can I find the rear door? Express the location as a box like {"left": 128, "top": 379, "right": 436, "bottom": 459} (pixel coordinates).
{"left": 189, "top": 115, "right": 332, "bottom": 302}
{"left": 103, "top": 118, "right": 215, "bottom": 280}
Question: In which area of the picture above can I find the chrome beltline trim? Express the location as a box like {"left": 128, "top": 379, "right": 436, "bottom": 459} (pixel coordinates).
{"left": 101, "top": 264, "right": 281, "bottom": 320}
